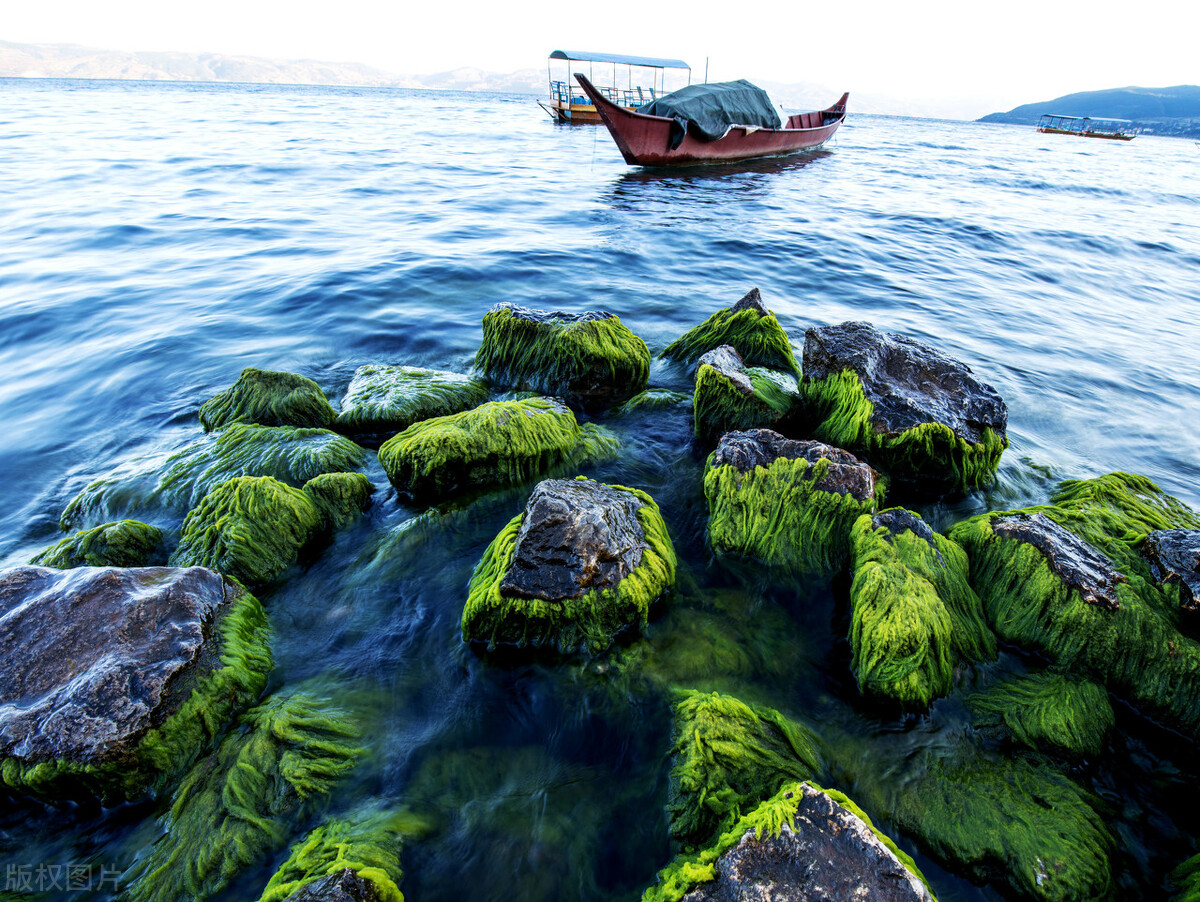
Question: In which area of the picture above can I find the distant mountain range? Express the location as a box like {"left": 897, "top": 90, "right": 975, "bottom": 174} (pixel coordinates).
{"left": 979, "top": 85, "right": 1200, "bottom": 137}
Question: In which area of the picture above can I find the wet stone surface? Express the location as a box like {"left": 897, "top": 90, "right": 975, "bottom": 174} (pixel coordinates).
{"left": 283, "top": 869, "right": 380, "bottom": 902}
{"left": 491, "top": 302, "right": 616, "bottom": 325}
{"left": 729, "top": 286, "right": 769, "bottom": 315}
{"left": 698, "top": 345, "right": 754, "bottom": 395}
{"left": 683, "top": 784, "right": 934, "bottom": 902}
{"left": 803, "top": 321, "right": 1008, "bottom": 444}
{"left": 1143, "top": 528, "right": 1200, "bottom": 612}
{"left": 0, "top": 565, "right": 235, "bottom": 764}
{"left": 499, "top": 479, "right": 646, "bottom": 602}
{"left": 993, "top": 513, "right": 1126, "bottom": 611}
{"left": 710, "top": 429, "right": 879, "bottom": 502}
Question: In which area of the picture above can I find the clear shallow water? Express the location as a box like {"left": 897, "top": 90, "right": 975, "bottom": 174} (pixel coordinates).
{"left": 1, "top": 78, "right": 1199, "bottom": 901}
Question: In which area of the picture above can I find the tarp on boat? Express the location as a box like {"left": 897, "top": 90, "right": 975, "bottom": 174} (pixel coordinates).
{"left": 637, "top": 80, "right": 782, "bottom": 145}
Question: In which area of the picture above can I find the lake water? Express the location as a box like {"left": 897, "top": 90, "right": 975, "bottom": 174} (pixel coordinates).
{"left": 1, "top": 78, "right": 1198, "bottom": 901}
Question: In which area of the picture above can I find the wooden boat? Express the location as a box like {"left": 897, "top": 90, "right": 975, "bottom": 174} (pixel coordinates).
{"left": 538, "top": 51, "right": 691, "bottom": 124}
{"left": 576, "top": 73, "right": 848, "bottom": 166}
{"left": 1037, "top": 113, "right": 1137, "bottom": 140}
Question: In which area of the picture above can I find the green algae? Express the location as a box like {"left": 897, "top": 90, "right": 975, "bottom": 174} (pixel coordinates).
{"left": 692, "top": 363, "right": 799, "bottom": 444}
{"left": 123, "top": 688, "right": 364, "bottom": 902}
{"left": 461, "top": 480, "right": 676, "bottom": 654}
{"left": 199, "top": 367, "right": 336, "bottom": 432}
{"left": 644, "top": 780, "right": 932, "bottom": 902}
{"left": 1173, "top": 853, "right": 1200, "bottom": 902}
{"left": 334, "top": 364, "right": 490, "bottom": 440}
{"left": 704, "top": 452, "right": 883, "bottom": 575}
{"left": 257, "top": 807, "right": 429, "bottom": 902}
{"left": 30, "top": 519, "right": 163, "bottom": 568}
{"left": 967, "top": 672, "right": 1114, "bottom": 757}
{"left": 803, "top": 368, "right": 1008, "bottom": 492}
{"left": 661, "top": 301, "right": 800, "bottom": 377}
{"left": 610, "top": 388, "right": 690, "bottom": 417}
{"left": 666, "top": 690, "right": 825, "bottom": 852}
{"left": 1, "top": 581, "right": 271, "bottom": 803}
{"left": 848, "top": 511, "right": 996, "bottom": 708}
{"left": 474, "top": 305, "right": 651, "bottom": 408}
{"left": 303, "top": 471, "right": 374, "bottom": 531}
{"left": 378, "top": 397, "right": 619, "bottom": 503}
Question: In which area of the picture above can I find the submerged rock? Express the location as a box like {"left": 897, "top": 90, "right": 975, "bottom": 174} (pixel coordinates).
{"left": 704, "top": 429, "right": 882, "bottom": 575}
{"left": 849, "top": 508, "right": 996, "bottom": 709}
{"left": 967, "top": 672, "right": 1115, "bottom": 758}
{"left": 1143, "top": 528, "right": 1200, "bottom": 613}
{"left": 462, "top": 477, "right": 675, "bottom": 654}
{"left": 30, "top": 519, "right": 163, "bottom": 568}
{"left": 692, "top": 345, "right": 800, "bottom": 444}
{"left": 0, "top": 565, "right": 271, "bottom": 802}
{"left": 378, "top": 396, "right": 619, "bottom": 503}
{"left": 661, "top": 287, "right": 800, "bottom": 377}
{"left": 282, "top": 870, "right": 378, "bottom": 902}
{"left": 334, "top": 364, "right": 489, "bottom": 443}
{"left": 610, "top": 388, "right": 691, "bottom": 417}
{"left": 474, "top": 302, "right": 650, "bottom": 409}
{"left": 802, "top": 321, "right": 1008, "bottom": 492}
{"left": 199, "top": 367, "right": 337, "bottom": 432}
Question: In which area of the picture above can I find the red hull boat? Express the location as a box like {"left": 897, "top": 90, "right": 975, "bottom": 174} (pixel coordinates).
{"left": 576, "top": 74, "right": 848, "bottom": 167}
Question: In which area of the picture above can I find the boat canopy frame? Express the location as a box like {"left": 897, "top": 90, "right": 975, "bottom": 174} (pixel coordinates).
{"left": 548, "top": 50, "right": 691, "bottom": 70}
{"left": 543, "top": 50, "right": 692, "bottom": 119}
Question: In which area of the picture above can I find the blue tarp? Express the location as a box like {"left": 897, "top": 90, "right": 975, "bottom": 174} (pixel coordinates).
{"left": 638, "top": 80, "right": 781, "bottom": 145}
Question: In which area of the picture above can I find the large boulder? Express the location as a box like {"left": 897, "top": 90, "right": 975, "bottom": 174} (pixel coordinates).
{"left": 30, "top": 519, "right": 163, "bottom": 568}
{"left": 692, "top": 346, "right": 799, "bottom": 444}
{"left": 802, "top": 321, "right": 1008, "bottom": 493}
{"left": 334, "top": 364, "right": 489, "bottom": 444}
{"left": 704, "top": 429, "right": 882, "bottom": 575}
{"left": 848, "top": 508, "right": 996, "bottom": 708}
{"left": 378, "top": 396, "right": 619, "bottom": 503}
{"left": 473, "top": 302, "right": 650, "bottom": 409}
{"left": 1143, "top": 528, "right": 1200, "bottom": 613}
{"left": 462, "top": 477, "right": 675, "bottom": 654}
{"left": 661, "top": 288, "right": 800, "bottom": 377}
{"left": 0, "top": 565, "right": 271, "bottom": 802}
{"left": 199, "top": 367, "right": 337, "bottom": 432}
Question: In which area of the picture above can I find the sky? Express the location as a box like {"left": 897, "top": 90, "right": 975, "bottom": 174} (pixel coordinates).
{"left": 6, "top": 0, "right": 1199, "bottom": 118}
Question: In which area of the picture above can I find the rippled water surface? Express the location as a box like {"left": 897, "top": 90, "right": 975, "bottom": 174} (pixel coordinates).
{"left": 1, "top": 79, "right": 1199, "bottom": 901}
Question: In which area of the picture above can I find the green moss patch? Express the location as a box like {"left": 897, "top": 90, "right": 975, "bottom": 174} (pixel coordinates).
{"left": 661, "top": 289, "right": 800, "bottom": 377}
{"left": 967, "top": 672, "right": 1114, "bottom": 757}
{"left": 303, "top": 471, "right": 374, "bottom": 531}
{"left": 199, "top": 367, "right": 336, "bottom": 432}
{"left": 848, "top": 510, "right": 996, "bottom": 708}
{"left": 30, "top": 519, "right": 163, "bottom": 568}
{"left": 693, "top": 363, "right": 799, "bottom": 444}
{"left": 335, "top": 364, "right": 490, "bottom": 441}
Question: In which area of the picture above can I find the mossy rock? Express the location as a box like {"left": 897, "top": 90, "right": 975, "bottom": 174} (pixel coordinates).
{"left": 661, "top": 287, "right": 800, "bottom": 377}
{"left": 123, "top": 688, "right": 364, "bottom": 902}
{"left": 378, "top": 396, "right": 619, "bottom": 503}
{"left": 199, "top": 367, "right": 336, "bottom": 432}
{"left": 645, "top": 781, "right": 934, "bottom": 902}
{"left": 949, "top": 475, "right": 1200, "bottom": 739}
{"left": 0, "top": 567, "right": 271, "bottom": 804}
{"left": 848, "top": 509, "right": 996, "bottom": 709}
{"left": 303, "top": 471, "right": 374, "bottom": 531}
{"left": 967, "top": 672, "right": 1114, "bottom": 758}
{"left": 666, "top": 690, "right": 825, "bottom": 852}
{"left": 692, "top": 346, "right": 799, "bottom": 444}
{"left": 474, "top": 302, "right": 650, "bottom": 409}
{"left": 462, "top": 478, "right": 675, "bottom": 654}
{"left": 334, "top": 364, "right": 490, "bottom": 443}
{"left": 256, "top": 807, "right": 428, "bottom": 902}
{"left": 704, "top": 429, "right": 883, "bottom": 575}
{"left": 610, "top": 388, "right": 691, "bottom": 417}
{"left": 30, "top": 519, "right": 163, "bottom": 568}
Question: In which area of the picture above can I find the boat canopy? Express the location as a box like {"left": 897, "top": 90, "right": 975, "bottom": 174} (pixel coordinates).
{"left": 548, "top": 50, "right": 690, "bottom": 70}
{"left": 639, "top": 80, "right": 782, "bottom": 143}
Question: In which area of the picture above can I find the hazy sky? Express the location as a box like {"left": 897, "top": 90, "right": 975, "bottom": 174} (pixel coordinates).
{"left": 7, "top": 0, "right": 1198, "bottom": 117}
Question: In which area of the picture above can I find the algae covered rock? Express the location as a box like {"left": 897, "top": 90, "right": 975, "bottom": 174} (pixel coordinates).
{"left": 199, "top": 367, "right": 337, "bottom": 432}
{"left": 378, "top": 396, "right": 619, "bottom": 503}
{"left": 335, "top": 363, "right": 489, "bottom": 443}
{"left": 661, "top": 287, "right": 800, "bottom": 377}
{"left": 462, "top": 477, "right": 675, "bottom": 654}
{"left": 667, "top": 690, "right": 825, "bottom": 852}
{"left": 611, "top": 387, "right": 691, "bottom": 417}
{"left": 692, "top": 345, "right": 800, "bottom": 444}
{"left": 704, "top": 429, "right": 882, "bottom": 575}
{"left": 848, "top": 508, "right": 996, "bottom": 708}
{"left": 1143, "top": 528, "right": 1200, "bottom": 613}
{"left": 967, "top": 672, "right": 1114, "bottom": 757}
{"left": 303, "top": 471, "right": 375, "bottom": 531}
{"left": 645, "top": 781, "right": 934, "bottom": 902}
{"left": 281, "top": 870, "right": 379, "bottom": 902}
{"left": 30, "top": 519, "right": 163, "bottom": 568}
{"left": 0, "top": 565, "right": 271, "bottom": 802}
{"left": 802, "top": 321, "right": 1008, "bottom": 492}
{"left": 474, "top": 302, "right": 650, "bottom": 408}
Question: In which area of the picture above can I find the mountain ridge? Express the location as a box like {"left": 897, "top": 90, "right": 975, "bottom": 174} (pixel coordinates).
{"left": 979, "top": 85, "right": 1200, "bottom": 137}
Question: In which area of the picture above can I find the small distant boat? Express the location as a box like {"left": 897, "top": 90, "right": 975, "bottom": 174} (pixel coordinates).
{"left": 1037, "top": 113, "right": 1138, "bottom": 141}
{"left": 576, "top": 74, "right": 848, "bottom": 166}
{"left": 538, "top": 51, "right": 691, "bottom": 124}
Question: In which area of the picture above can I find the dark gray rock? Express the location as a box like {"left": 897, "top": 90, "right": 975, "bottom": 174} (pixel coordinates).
{"left": 500, "top": 478, "right": 646, "bottom": 601}
{"left": 683, "top": 784, "right": 934, "bottom": 902}
{"left": 1143, "top": 528, "right": 1200, "bottom": 612}
{"left": 283, "top": 869, "right": 380, "bottom": 902}
{"left": 492, "top": 302, "right": 616, "bottom": 325}
{"left": 0, "top": 565, "right": 237, "bottom": 764}
{"left": 698, "top": 345, "right": 754, "bottom": 395}
{"left": 803, "top": 321, "right": 1008, "bottom": 445}
{"left": 730, "top": 287, "right": 768, "bottom": 316}
{"left": 994, "top": 513, "right": 1125, "bottom": 611}
{"left": 710, "top": 430, "right": 879, "bottom": 503}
